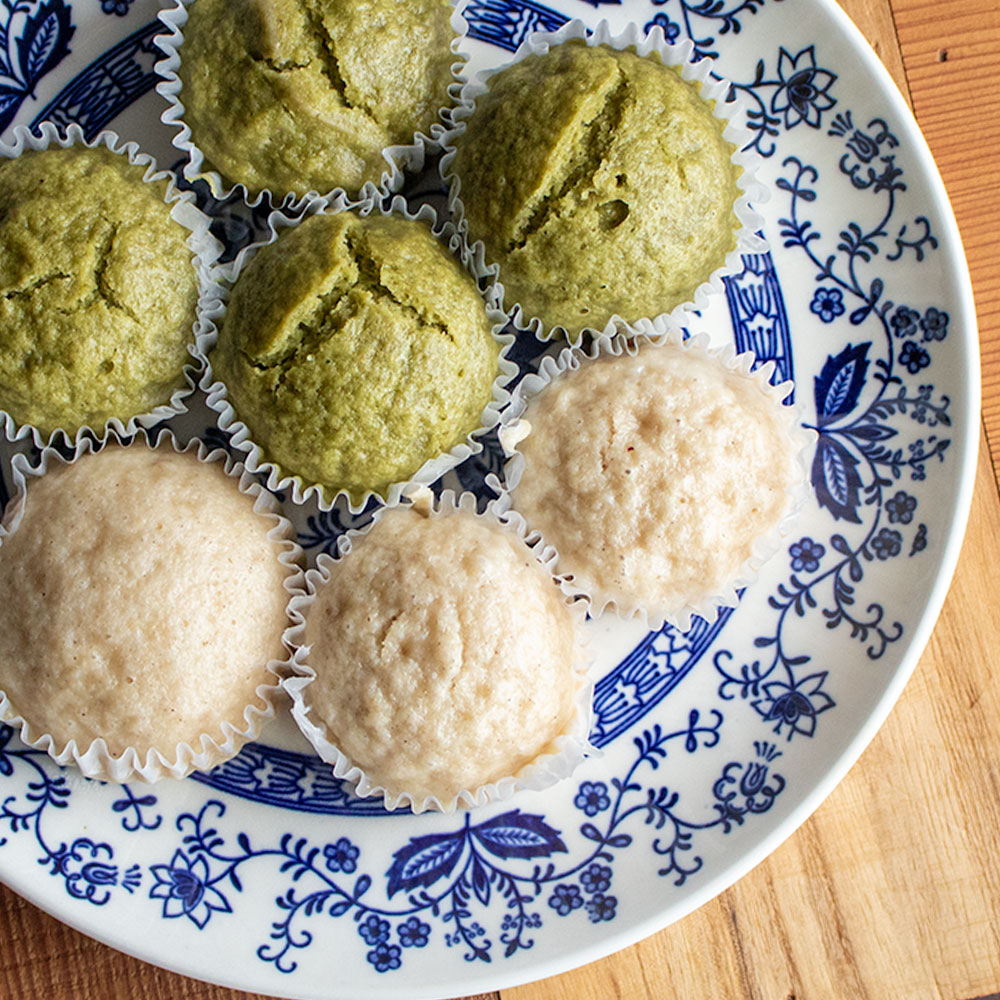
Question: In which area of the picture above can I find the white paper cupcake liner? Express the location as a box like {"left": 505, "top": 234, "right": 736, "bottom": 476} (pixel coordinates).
{"left": 282, "top": 489, "right": 595, "bottom": 814}
{"left": 440, "top": 19, "right": 769, "bottom": 346}
{"left": 499, "top": 331, "right": 816, "bottom": 632}
{"left": 155, "top": 0, "right": 471, "bottom": 212}
{"left": 199, "top": 194, "right": 518, "bottom": 514}
{"left": 0, "top": 122, "right": 223, "bottom": 451}
{"left": 0, "top": 430, "right": 305, "bottom": 783}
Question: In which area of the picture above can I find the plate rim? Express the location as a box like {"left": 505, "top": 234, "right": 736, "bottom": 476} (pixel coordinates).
{"left": 0, "top": 0, "right": 982, "bottom": 996}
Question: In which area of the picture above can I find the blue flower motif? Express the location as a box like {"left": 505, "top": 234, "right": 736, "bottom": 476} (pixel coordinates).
{"left": 756, "top": 673, "right": 835, "bottom": 739}
{"left": 871, "top": 528, "right": 902, "bottom": 560}
{"left": 788, "top": 537, "right": 825, "bottom": 573}
{"left": 358, "top": 914, "right": 390, "bottom": 946}
{"left": 768, "top": 689, "right": 817, "bottom": 733}
{"left": 899, "top": 340, "right": 931, "bottom": 374}
{"left": 574, "top": 781, "right": 611, "bottom": 817}
{"left": 367, "top": 942, "right": 401, "bottom": 972}
{"left": 771, "top": 47, "right": 836, "bottom": 128}
{"left": 920, "top": 307, "right": 949, "bottom": 342}
{"left": 645, "top": 13, "right": 680, "bottom": 43}
{"left": 890, "top": 305, "right": 920, "bottom": 339}
{"left": 739, "top": 761, "right": 770, "bottom": 798}
{"left": 323, "top": 836, "right": 359, "bottom": 874}
{"left": 149, "top": 850, "right": 232, "bottom": 929}
{"left": 397, "top": 916, "right": 430, "bottom": 948}
{"left": 548, "top": 883, "right": 584, "bottom": 915}
{"left": 585, "top": 892, "right": 618, "bottom": 923}
{"left": 885, "top": 490, "right": 917, "bottom": 525}
{"left": 809, "top": 287, "right": 844, "bottom": 323}
{"left": 711, "top": 746, "right": 787, "bottom": 828}
{"left": 49, "top": 839, "right": 124, "bottom": 904}
{"left": 845, "top": 129, "right": 879, "bottom": 164}
{"left": 580, "top": 864, "right": 612, "bottom": 895}
{"left": 100, "top": 0, "right": 133, "bottom": 14}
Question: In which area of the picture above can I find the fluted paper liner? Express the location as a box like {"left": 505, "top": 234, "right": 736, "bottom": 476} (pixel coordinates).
{"left": 155, "top": 0, "right": 471, "bottom": 211}
{"left": 440, "top": 19, "right": 769, "bottom": 346}
{"left": 500, "top": 332, "right": 816, "bottom": 632}
{"left": 0, "top": 431, "right": 304, "bottom": 783}
{"left": 198, "top": 195, "right": 518, "bottom": 514}
{"left": 282, "top": 490, "right": 594, "bottom": 814}
{"left": 0, "top": 122, "right": 223, "bottom": 451}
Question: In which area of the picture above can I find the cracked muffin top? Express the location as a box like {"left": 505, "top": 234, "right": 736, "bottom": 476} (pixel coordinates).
{"left": 0, "top": 144, "right": 197, "bottom": 437}
{"left": 211, "top": 210, "right": 500, "bottom": 502}
{"left": 177, "top": 0, "right": 456, "bottom": 197}
{"left": 450, "top": 41, "right": 742, "bottom": 336}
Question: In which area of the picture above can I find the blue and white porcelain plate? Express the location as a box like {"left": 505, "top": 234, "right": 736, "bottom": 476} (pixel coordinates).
{"left": 0, "top": 0, "right": 979, "bottom": 997}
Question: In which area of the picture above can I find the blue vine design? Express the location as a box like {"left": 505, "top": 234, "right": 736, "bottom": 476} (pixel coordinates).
{"left": 146, "top": 714, "right": 786, "bottom": 974}
{"left": 463, "top": 0, "right": 782, "bottom": 59}
{"left": 729, "top": 45, "right": 837, "bottom": 157}
{"left": 111, "top": 784, "right": 162, "bottom": 832}
{"left": 0, "top": 725, "right": 140, "bottom": 901}
{"left": 714, "top": 97, "right": 951, "bottom": 740}
{"left": 644, "top": 0, "right": 781, "bottom": 60}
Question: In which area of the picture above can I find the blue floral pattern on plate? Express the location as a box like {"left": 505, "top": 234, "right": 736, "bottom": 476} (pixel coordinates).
{"left": 0, "top": 0, "right": 975, "bottom": 995}
{"left": 0, "top": 0, "right": 75, "bottom": 132}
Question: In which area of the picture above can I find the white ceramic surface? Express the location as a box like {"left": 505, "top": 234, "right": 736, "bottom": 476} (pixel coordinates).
{"left": 0, "top": 0, "right": 978, "bottom": 997}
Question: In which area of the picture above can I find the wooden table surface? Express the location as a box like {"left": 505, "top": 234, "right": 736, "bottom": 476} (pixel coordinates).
{"left": 3, "top": 0, "right": 1000, "bottom": 997}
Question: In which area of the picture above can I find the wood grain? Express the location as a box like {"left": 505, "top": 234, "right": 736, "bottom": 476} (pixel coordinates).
{"left": 0, "top": 880, "right": 269, "bottom": 1000}
{"left": 503, "top": 432, "right": 1000, "bottom": 1000}
{"left": 2, "top": 1, "right": 998, "bottom": 998}
{"left": 890, "top": 0, "right": 1000, "bottom": 472}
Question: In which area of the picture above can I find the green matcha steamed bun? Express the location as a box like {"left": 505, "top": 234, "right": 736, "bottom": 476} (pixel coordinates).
{"left": 210, "top": 209, "right": 503, "bottom": 504}
{"left": 0, "top": 142, "right": 198, "bottom": 440}
{"left": 173, "top": 0, "right": 456, "bottom": 198}
{"left": 448, "top": 38, "right": 744, "bottom": 337}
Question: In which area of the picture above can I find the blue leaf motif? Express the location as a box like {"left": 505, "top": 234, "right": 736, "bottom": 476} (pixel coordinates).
{"left": 849, "top": 278, "right": 884, "bottom": 325}
{"left": 0, "top": 85, "right": 23, "bottom": 133}
{"left": 849, "top": 423, "right": 897, "bottom": 442}
{"left": 471, "top": 857, "right": 490, "bottom": 907}
{"left": 15, "top": 0, "right": 74, "bottom": 90}
{"left": 814, "top": 343, "right": 869, "bottom": 425}
{"left": 811, "top": 436, "right": 862, "bottom": 523}
{"left": 112, "top": 792, "right": 157, "bottom": 812}
{"left": 385, "top": 830, "right": 466, "bottom": 898}
{"left": 471, "top": 811, "right": 568, "bottom": 861}
{"left": 849, "top": 302, "right": 874, "bottom": 326}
